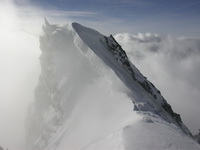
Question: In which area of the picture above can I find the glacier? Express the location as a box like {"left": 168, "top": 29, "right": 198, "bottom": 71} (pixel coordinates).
{"left": 26, "top": 19, "right": 200, "bottom": 150}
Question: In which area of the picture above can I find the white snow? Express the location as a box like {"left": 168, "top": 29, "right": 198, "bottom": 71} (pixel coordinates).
{"left": 26, "top": 20, "right": 200, "bottom": 150}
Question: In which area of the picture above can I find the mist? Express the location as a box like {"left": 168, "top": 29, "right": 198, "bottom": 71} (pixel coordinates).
{"left": 0, "top": 1, "right": 41, "bottom": 149}
{"left": 0, "top": 0, "right": 200, "bottom": 149}
{"left": 115, "top": 33, "right": 200, "bottom": 134}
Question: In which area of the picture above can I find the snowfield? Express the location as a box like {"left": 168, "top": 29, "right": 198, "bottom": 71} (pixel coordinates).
{"left": 26, "top": 19, "right": 200, "bottom": 150}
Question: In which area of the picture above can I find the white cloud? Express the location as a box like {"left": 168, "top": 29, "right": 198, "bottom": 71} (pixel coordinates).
{"left": 0, "top": 1, "right": 200, "bottom": 149}
{"left": 0, "top": 1, "right": 41, "bottom": 149}
{"left": 115, "top": 33, "right": 200, "bottom": 134}
{"left": 8, "top": 0, "right": 200, "bottom": 135}
{"left": 0, "top": 2, "right": 105, "bottom": 149}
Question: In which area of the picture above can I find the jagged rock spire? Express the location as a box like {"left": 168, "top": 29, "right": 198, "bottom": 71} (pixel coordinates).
{"left": 44, "top": 17, "right": 50, "bottom": 27}
{"left": 42, "top": 17, "right": 56, "bottom": 34}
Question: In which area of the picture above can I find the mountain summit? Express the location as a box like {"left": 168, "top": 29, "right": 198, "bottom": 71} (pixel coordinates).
{"left": 26, "top": 20, "right": 200, "bottom": 150}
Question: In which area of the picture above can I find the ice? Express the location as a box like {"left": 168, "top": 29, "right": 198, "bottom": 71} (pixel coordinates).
{"left": 26, "top": 20, "right": 200, "bottom": 150}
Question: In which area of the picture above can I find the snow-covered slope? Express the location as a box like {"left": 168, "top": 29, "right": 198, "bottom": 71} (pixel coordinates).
{"left": 26, "top": 19, "right": 200, "bottom": 150}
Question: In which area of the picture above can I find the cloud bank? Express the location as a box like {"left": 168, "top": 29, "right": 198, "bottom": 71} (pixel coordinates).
{"left": 0, "top": 0, "right": 200, "bottom": 149}
{"left": 115, "top": 33, "right": 200, "bottom": 134}
{"left": 0, "top": 1, "right": 41, "bottom": 149}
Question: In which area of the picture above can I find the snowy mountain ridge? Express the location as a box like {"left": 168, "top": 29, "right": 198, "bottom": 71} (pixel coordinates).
{"left": 72, "top": 22, "right": 189, "bottom": 133}
{"left": 26, "top": 19, "right": 200, "bottom": 150}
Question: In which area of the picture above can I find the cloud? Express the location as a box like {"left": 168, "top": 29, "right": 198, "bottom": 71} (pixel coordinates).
{"left": 115, "top": 33, "right": 200, "bottom": 134}
{"left": 18, "top": 8, "right": 97, "bottom": 18}
{"left": 103, "top": 0, "right": 151, "bottom": 7}
{"left": 0, "top": 2, "right": 106, "bottom": 149}
{"left": 0, "top": 1, "right": 199, "bottom": 150}
{"left": 0, "top": 1, "right": 41, "bottom": 149}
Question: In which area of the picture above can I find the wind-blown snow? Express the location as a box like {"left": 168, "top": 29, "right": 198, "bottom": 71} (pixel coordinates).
{"left": 114, "top": 33, "right": 200, "bottom": 134}
{"left": 26, "top": 20, "right": 200, "bottom": 150}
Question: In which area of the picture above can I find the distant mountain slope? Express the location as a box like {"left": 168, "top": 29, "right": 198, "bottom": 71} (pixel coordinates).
{"left": 26, "top": 19, "right": 200, "bottom": 150}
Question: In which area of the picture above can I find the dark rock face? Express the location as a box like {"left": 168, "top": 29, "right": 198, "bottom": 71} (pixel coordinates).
{"left": 162, "top": 103, "right": 182, "bottom": 124}
{"left": 104, "top": 34, "right": 186, "bottom": 132}
{"left": 194, "top": 130, "right": 200, "bottom": 144}
{"left": 104, "top": 35, "right": 136, "bottom": 80}
{"left": 194, "top": 136, "right": 200, "bottom": 144}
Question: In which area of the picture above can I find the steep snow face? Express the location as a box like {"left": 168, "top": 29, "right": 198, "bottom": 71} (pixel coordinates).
{"left": 26, "top": 20, "right": 200, "bottom": 150}
{"left": 26, "top": 19, "right": 137, "bottom": 150}
{"left": 71, "top": 23, "right": 189, "bottom": 134}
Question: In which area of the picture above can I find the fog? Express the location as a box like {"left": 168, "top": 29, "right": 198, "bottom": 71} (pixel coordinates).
{"left": 115, "top": 33, "right": 200, "bottom": 134}
{"left": 0, "top": 0, "right": 200, "bottom": 149}
{"left": 0, "top": 1, "right": 41, "bottom": 149}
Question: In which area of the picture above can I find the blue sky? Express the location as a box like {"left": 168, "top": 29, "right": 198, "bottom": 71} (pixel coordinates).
{"left": 0, "top": 1, "right": 200, "bottom": 147}
{"left": 14, "top": 0, "right": 200, "bottom": 37}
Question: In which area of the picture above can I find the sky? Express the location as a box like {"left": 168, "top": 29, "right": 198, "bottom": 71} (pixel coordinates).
{"left": 0, "top": 0, "right": 200, "bottom": 149}
{"left": 13, "top": 0, "right": 200, "bottom": 37}
{"left": 115, "top": 33, "right": 200, "bottom": 135}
